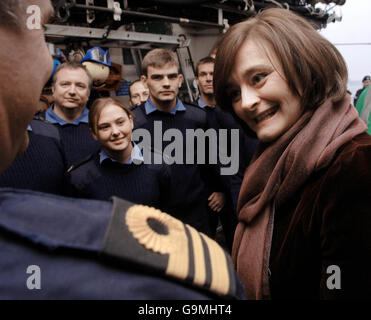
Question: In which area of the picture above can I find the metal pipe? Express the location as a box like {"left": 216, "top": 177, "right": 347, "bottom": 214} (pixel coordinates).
{"left": 73, "top": 4, "right": 224, "bottom": 29}
{"left": 176, "top": 49, "right": 194, "bottom": 102}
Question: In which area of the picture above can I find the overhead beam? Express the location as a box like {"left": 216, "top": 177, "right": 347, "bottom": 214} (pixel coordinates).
{"left": 44, "top": 24, "right": 186, "bottom": 48}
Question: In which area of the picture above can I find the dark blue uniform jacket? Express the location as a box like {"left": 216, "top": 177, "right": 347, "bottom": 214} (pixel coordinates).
{"left": 0, "top": 188, "right": 246, "bottom": 300}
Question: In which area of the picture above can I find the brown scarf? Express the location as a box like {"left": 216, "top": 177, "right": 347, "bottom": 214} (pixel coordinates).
{"left": 232, "top": 95, "right": 367, "bottom": 299}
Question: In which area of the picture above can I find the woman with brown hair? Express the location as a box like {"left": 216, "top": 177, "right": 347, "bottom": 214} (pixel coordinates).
{"left": 67, "top": 97, "right": 173, "bottom": 212}
{"left": 214, "top": 8, "right": 371, "bottom": 299}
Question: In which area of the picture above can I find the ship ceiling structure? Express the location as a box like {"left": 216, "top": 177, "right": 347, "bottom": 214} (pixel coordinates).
{"left": 45, "top": 0, "right": 346, "bottom": 102}
{"left": 46, "top": 0, "right": 346, "bottom": 48}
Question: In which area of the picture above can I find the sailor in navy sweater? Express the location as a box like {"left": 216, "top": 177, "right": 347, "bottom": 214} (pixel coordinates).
{"left": 132, "top": 49, "right": 221, "bottom": 236}
{"left": 195, "top": 57, "right": 227, "bottom": 218}
{"left": 0, "top": 117, "right": 68, "bottom": 195}
{"left": 38, "top": 62, "right": 100, "bottom": 166}
{"left": 195, "top": 56, "right": 258, "bottom": 208}
{"left": 68, "top": 98, "right": 174, "bottom": 214}
{"left": 194, "top": 56, "right": 259, "bottom": 250}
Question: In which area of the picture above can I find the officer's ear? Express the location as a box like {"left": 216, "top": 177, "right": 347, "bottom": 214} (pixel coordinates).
{"left": 194, "top": 76, "right": 199, "bottom": 87}
{"left": 178, "top": 73, "right": 184, "bottom": 88}
{"left": 141, "top": 75, "right": 147, "bottom": 85}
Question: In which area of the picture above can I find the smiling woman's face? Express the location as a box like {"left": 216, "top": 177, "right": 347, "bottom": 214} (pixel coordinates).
{"left": 93, "top": 104, "right": 134, "bottom": 154}
{"left": 227, "top": 39, "right": 303, "bottom": 142}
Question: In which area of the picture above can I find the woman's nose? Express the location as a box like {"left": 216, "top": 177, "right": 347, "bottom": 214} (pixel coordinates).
{"left": 240, "top": 86, "right": 260, "bottom": 111}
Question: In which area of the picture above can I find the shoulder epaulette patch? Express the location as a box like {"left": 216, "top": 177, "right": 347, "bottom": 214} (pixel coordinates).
{"left": 30, "top": 118, "right": 61, "bottom": 140}
{"left": 101, "top": 197, "right": 237, "bottom": 298}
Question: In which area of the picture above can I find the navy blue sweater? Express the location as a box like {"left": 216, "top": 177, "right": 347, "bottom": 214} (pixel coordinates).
{"left": 205, "top": 106, "right": 259, "bottom": 210}
{"left": 0, "top": 119, "right": 68, "bottom": 195}
{"left": 131, "top": 103, "right": 214, "bottom": 236}
{"left": 57, "top": 123, "right": 100, "bottom": 167}
{"left": 38, "top": 111, "right": 100, "bottom": 167}
{"left": 203, "top": 106, "right": 259, "bottom": 250}
{"left": 0, "top": 189, "right": 246, "bottom": 299}
{"left": 67, "top": 150, "right": 180, "bottom": 219}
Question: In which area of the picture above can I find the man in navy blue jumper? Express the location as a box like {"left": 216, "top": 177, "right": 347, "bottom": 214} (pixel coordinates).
{"left": 132, "top": 49, "right": 219, "bottom": 236}
{"left": 195, "top": 56, "right": 259, "bottom": 251}
{"left": 0, "top": 0, "right": 245, "bottom": 300}
{"left": 0, "top": 117, "right": 68, "bottom": 195}
{"left": 40, "top": 62, "right": 100, "bottom": 166}
{"left": 195, "top": 56, "right": 227, "bottom": 215}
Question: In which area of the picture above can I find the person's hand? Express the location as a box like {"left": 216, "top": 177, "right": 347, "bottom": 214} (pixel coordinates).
{"left": 208, "top": 192, "right": 226, "bottom": 212}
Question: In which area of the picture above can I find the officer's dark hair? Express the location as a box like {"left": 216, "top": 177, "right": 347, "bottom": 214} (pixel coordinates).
{"left": 195, "top": 56, "right": 215, "bottom": 77}
{"left": 89, "top": 97, "right": 134, "bottom": 134}
{"left": 52, "top": 62, "right": 93, "bottom": 90}
{"left": 0, "top": 0, "right": 25, "bottom": 29}
{"left": 141, "top": 48, "right": 180, "bottom": 77}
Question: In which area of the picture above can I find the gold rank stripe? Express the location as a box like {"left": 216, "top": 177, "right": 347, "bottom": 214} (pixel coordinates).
{"left": 125, "top": 205, "right": 233, "bottom": 297}
{"left": 199, "top": 231, "right": 231, "bottom": 295}
{"left": 185, "top": 223, "right": 207, "bottom": 286}
{"left": 185, "top": 223, "right": 231, "bottom": 296}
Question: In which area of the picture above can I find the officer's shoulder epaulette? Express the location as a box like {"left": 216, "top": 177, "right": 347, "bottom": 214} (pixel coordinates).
{"left": 30, "top": 117, "right": 61, "bottom": 140}
{"left": 101, "top": 197, "right": 240, "bottom": 299}
{"left": 66, "top": 153, "right": 96, "bottom": 174}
